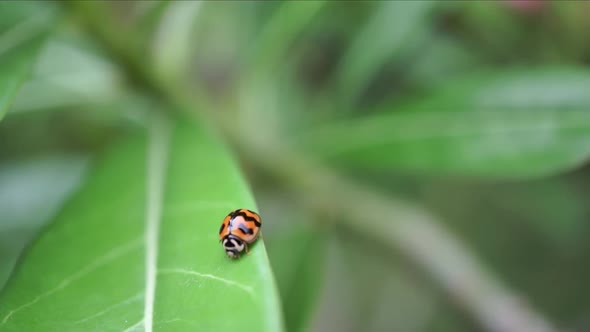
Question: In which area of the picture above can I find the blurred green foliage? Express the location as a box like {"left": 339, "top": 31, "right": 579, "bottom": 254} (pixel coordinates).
{"left": 2, "top": 1, "right": 590, "bottom": 332}
{"left": 0, "top": 1, "right": 59, "bottom": 119}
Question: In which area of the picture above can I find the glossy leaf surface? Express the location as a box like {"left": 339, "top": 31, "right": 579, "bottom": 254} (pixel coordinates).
{"left": 0, "top": 116, "right": 284, "bottom": 332}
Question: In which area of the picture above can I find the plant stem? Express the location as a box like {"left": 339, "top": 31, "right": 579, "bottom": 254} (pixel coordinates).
{"left": 231, "top": 137, "right": 560, "bottom": 332}
{"left": 64, "top": 2, "right": 561, "bottom": 332}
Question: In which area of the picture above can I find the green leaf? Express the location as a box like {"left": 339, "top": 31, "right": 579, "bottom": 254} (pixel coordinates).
{"left": 246, "top": 0, "right": 326, "bottom": 75}
{"left": 237, "top": 1, "right": 326, "bottom": 143}
{"left": 335, "top": 1, "right": 436, "bottom": 106}
{"left": 404, "top": 34, "right": 480, "bottom": 89}
{"left": 0, "top": 155, "right": 89, "bottom": 289}
{"left": 10, "top": 35, "right": 124, "bottom": 113}
{"left": 408, "top": 68, "right": 590, "bottom": 111}
{"left": 0, "top": 1, "right": 59, "bottom": 120}
{"left": 151, "top": 1, "right": 203, "bottom": 80}
{"left": 296, "top": 69, "right": 590, "bottom": 179}
{"left": 0, "top": 115, "right": 284, "bottom": 332}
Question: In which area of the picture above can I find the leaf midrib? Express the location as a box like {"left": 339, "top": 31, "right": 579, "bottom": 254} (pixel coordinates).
{"left": 144, "top": 113, "right": 172, "bottom": 332}
{"left": 142, "top": 115, "right": 283, "bottom": 332}
{"left": 0, "top": 115, "right": 284, "bottom": 332}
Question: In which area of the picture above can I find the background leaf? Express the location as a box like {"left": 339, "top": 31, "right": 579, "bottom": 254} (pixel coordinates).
{"left": 151, "top": 1, "right": 203, "bottom": 81}
{"left": 296, "top": 68, "right": 590, "bottom": 179}
{"left": 0, "top": 115, "right": 284, "bottom": 332}
{"left": 9, "top": 33, "right": 123, "bottom": 114}
{"left": 335, "top": 0, "right": 436, "bottom": 107}
{"left": 4, "top": 1, "right": 590, "bottom": 332}
{"left": 0, "top": 1, "right": 59, "bottom": 120}
{"left": 0, "top": 155, "right": 89, "bottom": 289}
{"left": 262, "top": 196, "right": 326, "bottom": 332}
{"left": 405, "top": 67, "right": 590, "bottom": 111}
{"left": 246, "top": 0, "right": 326, "bottom": 76}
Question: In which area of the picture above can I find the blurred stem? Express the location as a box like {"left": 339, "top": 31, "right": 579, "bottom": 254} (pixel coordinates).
{"left": 63, "top": 2, "right": 159, "bottom": 97}
{"left": 233, "top": 140, "right": 559, "bottom": 332}
{"left": 62, "top": 1, "right": 214, "bottom": 120}
{"left": 64, "top": 2, "right": 560, "bottom": 332}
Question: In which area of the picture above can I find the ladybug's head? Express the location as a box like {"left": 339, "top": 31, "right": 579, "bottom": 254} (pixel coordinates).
{"left": 223, "top": 235, "right": 245, "bottom": 258}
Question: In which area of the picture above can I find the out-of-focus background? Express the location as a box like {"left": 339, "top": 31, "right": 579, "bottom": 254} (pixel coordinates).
{"left": 2, "top": 1, "right": 590, "bottom": 332}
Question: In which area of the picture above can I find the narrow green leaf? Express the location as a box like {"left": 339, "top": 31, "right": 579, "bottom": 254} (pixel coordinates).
{"left": 296, "top": 69, "right": 590, "bottom": 179}
{"left": 408, "top": 68, "right": 590, "bottom": 111}
{"left": 404, "top": 34, "right": 480, "bottom": 89}
{"left": 0, "top": 116, "right": 284, "bottom": 332}
{"left": 246, "top": 0, "right": 326, "bottom": 75}
{"left": 151, "top": 1, "right": 203, "bottom": 80}
{"left": 10, "top": 36, "right": 123, "bottom": 113}
{"left": 296, "top": 110, "right": 590, "bottom": 179}
{"left": 336, "top": 1, "right": 435, "bottom": 105}
{"left": 0, "top": 1, "right": 59, "bottom": 120}
{"left": 237, "top": 1, "right": 326, "bottom": 144}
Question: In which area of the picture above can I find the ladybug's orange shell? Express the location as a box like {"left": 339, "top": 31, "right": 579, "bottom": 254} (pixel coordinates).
{"left": 219, "top": 209, "right": 262, "bottom": 244}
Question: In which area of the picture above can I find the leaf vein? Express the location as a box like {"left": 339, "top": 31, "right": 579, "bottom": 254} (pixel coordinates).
{"left": 158, "top": 268, "right": 255, "bottom": 297}
{"left": 0, "top": 238, "right": 142, "bottom": 325}
{"left": 0, "top": 11, "right": 52, "bottom": 56}
{"left": 122, "top": 319, "right": 144, "bottom": 332}
{"left": 72, "top": 293, "right": 144, "bottom": 324}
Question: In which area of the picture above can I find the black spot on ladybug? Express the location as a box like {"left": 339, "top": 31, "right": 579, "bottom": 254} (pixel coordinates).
{"left": 251, "top": 218, "right": 261, "bottom": 227}
{"left": 246, "top": 209, "right": 259, "bottom": 216}
{"left": 238, "top": 224, "right": 254, "bottom": 235}
{"left": 219, "top": 222, "right": 226, "bottom": 234}
{"left": 238, "top": 212, "right": 261, "bottom": 226}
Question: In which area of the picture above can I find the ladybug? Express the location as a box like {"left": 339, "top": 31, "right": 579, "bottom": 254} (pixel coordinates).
{"left": 219, "top": 208, "right": 262, "bottom": 259}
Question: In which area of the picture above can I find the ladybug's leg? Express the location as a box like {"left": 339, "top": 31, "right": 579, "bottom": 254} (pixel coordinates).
{"left": 245, "top": 243, "right": 251, "bottom": 255}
